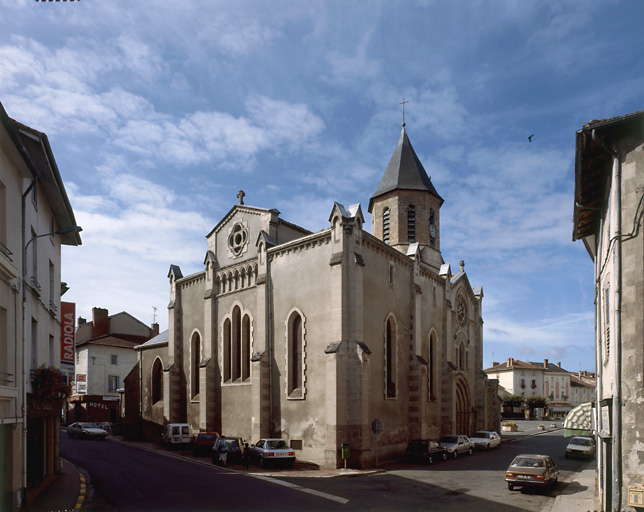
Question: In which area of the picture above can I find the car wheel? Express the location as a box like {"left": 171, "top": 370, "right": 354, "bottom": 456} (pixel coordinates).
{"left": 260, "top": 457, "right": 266, "bottom": 468}
{"left": 468, "top": 447, "right": 473, "bottom": 456}
{"left": 67, "top": 432, "right": 73, "bottom": 438}
{"left": 428, "top": 455, "right": 434, "bottom": 464}
{"left": 453, "top": 450, "right": 458, "bottom": 459}
{"left": 485, "top": 444, "right": 490, "bottom": 451}
{"left": 441, "top": 453, "right": 447, "bottom": 462}
{"left": 508, "top": 483, "right": 514, "bottom": 491}
{"left": 545, "top": 481, "right": 551, "bottom": 495}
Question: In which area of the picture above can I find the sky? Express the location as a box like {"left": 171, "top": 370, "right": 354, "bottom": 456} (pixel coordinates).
{"left": 2, "top": 0, "right": 643, "bottom": 374}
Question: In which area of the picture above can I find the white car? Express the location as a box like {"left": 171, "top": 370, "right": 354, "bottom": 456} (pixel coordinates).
{"left": 438, "top": 435, "right": 473, "bottom": 458}
{"left": 469, "top": 430, "right": 501, "bottom": 450}
{"left": 251, "top": 438, "right": 295, "bottom": 468}
{"left": 565, "top": 436, "right": 595, "bottom": 459}
{"left": 67, "top": 422, "right": 108, "bottom": 440}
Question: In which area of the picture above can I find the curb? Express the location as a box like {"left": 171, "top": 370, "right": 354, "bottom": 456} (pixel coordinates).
{"left": 75, "top": 470, "right": 86, "bottom": 511}
{"left": 109, "top": 436, "right": 383, "bottom": 478}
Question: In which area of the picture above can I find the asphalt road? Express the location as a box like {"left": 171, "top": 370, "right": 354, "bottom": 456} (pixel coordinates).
{"left": 61, "top": 427, "right": 591, "bottom": 512}
{"left": 277, "top": 428, "right": 590, "bottom": 512}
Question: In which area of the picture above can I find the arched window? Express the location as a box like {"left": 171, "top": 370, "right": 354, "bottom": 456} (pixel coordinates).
{"left": 288, "top": 312, "right": 303, "bottom": 396}
{"left": 242, "top": 314, "right": 251, "bottom": 381}
{"left": 223, "top": 318, "right": 231, "bottom": 381}
{"left": 429, "top": 333, "right": 436, "bottom": 399}
{"left": 382, "top": 208, "right": 390, "bottom": 244}
{"left": 232, "top": 306, "right": 241, "bottom": 381}
{"left": 223, "top": 305, "right": 252, "bottom": 384}
{"left": 152, "top": 358, "right": 163, "bottom": 404}
{"left": 191, "top": 332, "right": 201, "bottom": 399}
{"left": 385, "top": 317, "right": 396, "bottom": 398}
{"left": 407, "top": 205, "right": 416, "bottom": 242}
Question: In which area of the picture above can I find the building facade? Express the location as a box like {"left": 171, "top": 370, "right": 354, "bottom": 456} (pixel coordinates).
{"left": 69, "top": 308, "right": 157, "bottom": 424}
{"left": 130, "top": 126, "right": 499, "bottom": 468}
{"left": 0, "top": 102, "right": 81, "bottom": 509}
{"left": 484, "top": 358, "right": 585, "bottom": 419}
{"left": 573, "top": 110, "right": 644, "bottom": 512}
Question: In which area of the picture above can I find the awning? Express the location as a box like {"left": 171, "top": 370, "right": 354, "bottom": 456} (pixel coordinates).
{"left": 563, "top": 402, "right": 593, "bottom": 437}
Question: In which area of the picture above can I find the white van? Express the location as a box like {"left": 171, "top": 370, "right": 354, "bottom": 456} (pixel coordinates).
{"left": 162, "top": 423, "right": 192, "bottom": 449}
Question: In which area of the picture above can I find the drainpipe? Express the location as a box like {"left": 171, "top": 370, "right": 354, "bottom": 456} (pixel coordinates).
{"left": 594, "top": 214, "right": 604, "bottom": 505}
{"left": 592, "top": 129, "right": 622, "bottom": 511}
{"left": 266, "top": 255, "right": 274, "bottom": 436}
{"left": 21, "top": 179, "right": 35, "bottom": 505}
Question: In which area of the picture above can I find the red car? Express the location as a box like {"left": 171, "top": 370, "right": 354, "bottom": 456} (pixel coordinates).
{"left": 193, "top": 432, "right": 219, "bottom": 456}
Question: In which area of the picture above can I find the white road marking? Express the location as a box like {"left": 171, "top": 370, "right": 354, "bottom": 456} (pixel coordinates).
{"left": 252, "top": 475, "right": 349, "bottom": 504}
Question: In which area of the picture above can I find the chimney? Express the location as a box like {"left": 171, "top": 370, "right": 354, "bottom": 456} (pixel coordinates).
{"left": 507, "top": 357, "right": 514, "bottom": 367}
{"left": 557, "top": 362, "right": 561, "bottom": 367}
{"left": 78, "top": 317, "right": 86, "bottom": 325}
{"left": 151, "top": 323, "right": 160, "bottom": 338}
{"left": 92, "top": 307, "right": 109, "bottom": 337}
{"left": 543, "top": 359, "right": 548, "bottom": 369}
{"left": 492, "top": 361, "right": 499, "bottom": 367}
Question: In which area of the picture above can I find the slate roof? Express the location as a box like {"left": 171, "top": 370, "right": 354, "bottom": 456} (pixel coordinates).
{"left": 135, "top": 329, "right": 169, "bottom": 350}
{"left": 0, "top": 102, "right": 81, "bottom": 246}
{"left": 368, "top": 126, "right": 443, "bottom": 212}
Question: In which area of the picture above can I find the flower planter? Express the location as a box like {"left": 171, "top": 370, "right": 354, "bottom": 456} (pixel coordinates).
{"left": 538, "top": 425, "right": 544, "bottom": 431}
{"left": 502, "top": 425, "right": 518, "bottom": 432}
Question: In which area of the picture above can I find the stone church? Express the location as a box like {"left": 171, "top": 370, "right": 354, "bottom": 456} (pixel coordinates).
{"left": 127, "top": 125, "right": 500, "bottom": 468}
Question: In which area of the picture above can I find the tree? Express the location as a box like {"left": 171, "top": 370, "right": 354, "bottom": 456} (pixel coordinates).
{"left": 524, "top": 394, "right": 549, "bottom": 411}
{"left": 501, "top": 394, "right": 524, "bottom": 408}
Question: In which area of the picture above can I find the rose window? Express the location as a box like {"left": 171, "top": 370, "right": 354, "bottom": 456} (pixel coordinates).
{"left": 228, "top": 223, "right": 249, "bottom": 257}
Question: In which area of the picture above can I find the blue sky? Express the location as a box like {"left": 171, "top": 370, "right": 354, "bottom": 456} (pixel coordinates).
{"left": 3, "top": 0, "right": 642, "bottom": 373}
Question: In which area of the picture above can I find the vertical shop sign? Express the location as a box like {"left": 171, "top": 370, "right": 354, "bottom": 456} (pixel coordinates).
{"left": 61, "top": 301, "right": 76, "bottom": 365}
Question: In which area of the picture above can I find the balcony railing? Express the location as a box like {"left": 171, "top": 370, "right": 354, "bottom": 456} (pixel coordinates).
{"left": 0, "top": 371, "right": 14, "bottom": 386}
{"left": 49, "top": 299, "right": 58, "bottom": 313}
{"left": 30, "top": 276, "right": 41, "bottom": 293}
{"left": 0, "top": 241, "right": 12, "bottom": 262}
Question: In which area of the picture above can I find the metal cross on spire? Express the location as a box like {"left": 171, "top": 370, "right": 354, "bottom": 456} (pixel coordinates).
{"left": 399, "top": 97, "right": 409, "bottom": 127}
{"left": 237, "top": 190, "right": 245, "bottom": 205}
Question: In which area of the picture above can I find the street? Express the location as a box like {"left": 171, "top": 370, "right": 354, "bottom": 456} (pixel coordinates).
{"left": 61, "top": 425, "right": 592, "bottom": 512}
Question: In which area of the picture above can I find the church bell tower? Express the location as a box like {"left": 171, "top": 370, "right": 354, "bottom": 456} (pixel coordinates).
{"left": 368, "top": 125, "right": 444, "bottom": 270}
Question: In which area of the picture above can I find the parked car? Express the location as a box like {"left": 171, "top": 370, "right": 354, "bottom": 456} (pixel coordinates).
{"left": 67, "top": 422, "right": 108, "bottom": 440}
{"left": 565, "top": 436, "right": 595, "bottom": 459}
{"left": 251, "top": 438, "right": 295, "bottom": 468}
{"left": 162, "top": 423, "right": 192, "bottom": 449}
{"left": 405, "top": 439, "right": 448, "bottom": 464}
{"left": 212, "top": 437, "right": 244, "bottom": 465}
{"left": 469, "top": 430, "right": 501, "bottom": 450}
{"left": 193, "top": 432, "right": 219, "bottom": 456}
{"left": 438, "top": 435, "right": 473, "bottom": 458}
{"left": 505, "top": 454, "right": 559, "bottom": 494}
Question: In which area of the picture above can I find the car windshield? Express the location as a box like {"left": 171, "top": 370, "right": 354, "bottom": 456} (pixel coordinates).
{"left": 571, "top": 438, "right": 592, "bottom": 446}
{"left": 81, "top": 423, "right": 100, "bottom": 428}
{"left": 440, "top": 436, "right": 458, "bottom": 443}
{"left": 224, "top": 439, "right": 239, "bottom": 448}
{"left": 473, "top": 432, "right": 489, "bottom": 438}
{"left": 267, "top": 440, "right": 287, "bottom": 449}
{"left": 512, "top": 457, "right": 545, "bottom": 468}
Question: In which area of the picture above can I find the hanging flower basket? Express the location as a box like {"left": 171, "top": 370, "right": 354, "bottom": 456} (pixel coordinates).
{"left": 31, "top": 365, "right": 72, "bottom": 404}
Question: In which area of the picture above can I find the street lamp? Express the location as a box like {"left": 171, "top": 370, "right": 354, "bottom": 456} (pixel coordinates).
{"left": 22, "top": 225, "right": 82, "bottom": 285}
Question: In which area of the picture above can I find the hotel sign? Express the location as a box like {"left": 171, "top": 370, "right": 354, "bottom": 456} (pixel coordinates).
{"left": 61, "top": 302, "right": 75, "bottom": 365}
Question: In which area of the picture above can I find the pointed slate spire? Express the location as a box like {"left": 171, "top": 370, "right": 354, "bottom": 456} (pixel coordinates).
{"left": 368, "top": 126, "right": 443, "bottom": 212}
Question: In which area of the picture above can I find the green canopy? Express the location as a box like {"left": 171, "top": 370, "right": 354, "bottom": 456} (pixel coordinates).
{"left": 563, "top": 402, "right": 593, "bottom": 437}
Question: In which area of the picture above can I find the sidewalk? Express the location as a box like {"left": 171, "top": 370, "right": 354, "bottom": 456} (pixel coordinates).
{"left": 550, "top": 463, "right": 598, "bottom": 512}
{"left": 26, "top": 457, "right": 84, "bottom": 512}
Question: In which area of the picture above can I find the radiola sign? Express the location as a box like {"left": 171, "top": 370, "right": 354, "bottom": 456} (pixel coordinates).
{"left": 61, "top": 302, "right": 76, "bottom": 365}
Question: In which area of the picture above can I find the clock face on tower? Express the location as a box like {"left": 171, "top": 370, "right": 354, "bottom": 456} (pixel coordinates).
{"left": 429, "top": 224, "right": 437, "bottom": 239}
